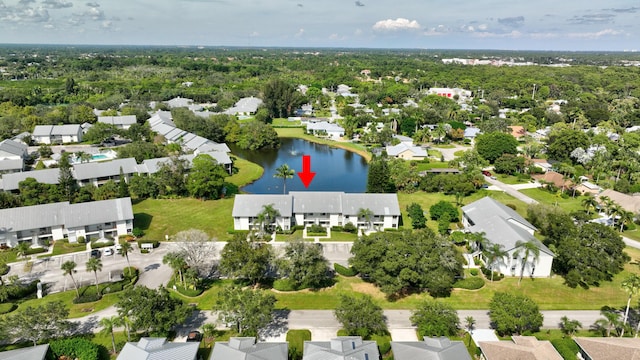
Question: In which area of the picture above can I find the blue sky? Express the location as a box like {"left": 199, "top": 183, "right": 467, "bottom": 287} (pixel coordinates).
{"left": 0, "top": 0, "right": 638, "bottom": 51}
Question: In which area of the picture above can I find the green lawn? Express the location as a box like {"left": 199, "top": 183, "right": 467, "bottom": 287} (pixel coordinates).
{"left": 287, "top": 329, "right": 311, "bottom": 357}
{"left": 495, "top": 174, "right": 532, "bottom": 185}
{"left": 227, "top": 156, "right": 263, "bottom": 187}
{"left": 133, "top": 198, "right": 235, "bottom": 241}
{"left": 272, "top": 118, "right": 302, "bottom": 127}
{"left": 16, "top": 289, "right": 120, "bottom": 319}
{"left": 414, "top": 161, "right": 452, "bottom": 171}
{"left": 275, "top": 127, "right": 372, "bottom": 161}
{"left": 38, "top": 240, "right": 86, "bottom": 258}
{"left": 519, "top": 188, "right": 587, "bottom": 213}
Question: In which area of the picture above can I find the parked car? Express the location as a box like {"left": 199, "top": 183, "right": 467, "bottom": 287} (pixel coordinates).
{"left": 186, "top": 331, "right": 202, "bottom": 342}
{"left": 103, "top": 248, "right": 114, "bottom": 256}
{"left": 115, "top": 243, "right": 123, "bottom": 253}
{"left": 90, "top": 249, "right": 101, "bottom": 258}
{"left": 482, "top": 170, "right": 492, "bottom": 176}
{"left": 481, "top": 184, "right": 489, "bottom": 189}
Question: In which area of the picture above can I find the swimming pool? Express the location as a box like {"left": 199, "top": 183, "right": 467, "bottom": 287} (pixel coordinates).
{"left": 92, "top": 154, "right": 109, "bottom": 160}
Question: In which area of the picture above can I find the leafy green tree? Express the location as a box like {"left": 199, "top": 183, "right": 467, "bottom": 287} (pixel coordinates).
{"left": 116, "top": 286, "right": 191, "bottom": 336}
{"left": 92, "top": 180, "right": 119, "bottom": 201}
{"left": 86, "top": 257, "right": 103, "bottom": 295}
{"left": 547, "top": 129, "right": 590, "bottom": 163}
{"left": 1, "top": 301, "right": 71, "bottom": 346}
{"left": 84, "top": 122, "right": 119, "bottom": 144}
{"left": 489, "top": 292, "right": 543, "bottom": 336}
{"left": 186, "top": 154, "right": 229, "bottom": 200}
{"left": 410, "top": 300, "right": 459, "bottom": 337}
{"left": 406, "top": 203, "right": 427, "bottom": 229}
{"left": 366, "top": 158, "right": 395, "bottom": 193}
{"left": 273, "top": 163, "right": 295, "bottom": 194}
{"left": 256, "top": 204, "right": 280, "bottom": 236}
{"left": 493, "top": 154, "right": 526, "bottom": 175}
{"left": 350, "top": 229, "right": 463, "bottom": 297}
{"left": 215, "top": 285, "right": 276, "bottom": 337}
{"left": 61, "top": 260, "right": 80, "bottom": 298}
{"left": 117, "top": 141, "right": 168, "bottom": 163}
{"left": 58, "top": 152, "right": 77, "bottom": 202}
{"left": 263, "top": 79, "right": 304, "bottom": 118}
{"left": 437, "top": 212, "right": 451, "bottom": 235}
{"left": 128, "top": 174, "right": 159, "bottom": 199}
{"left": 118, "top": 167, "right": 129, "bottom": 198}
{"left": 219, "top": 234, "right": 272, "bottom": 285}
{"left": 155, "top": 155, "right": 188, "bottom": 197}
{"left": 38, "top": 144, "right": 53, "bottom": 158}
{"left": 429, "top": 200, "right": 459, "bottom": 222}
{"left": 234, "top": 120, "right": 280, "bottom": 150}
{"left": 474, "top": 132, "right": 519, "bottom": 163}
{"left": 278, "top": 240, "right": 330, "bottom": 289}
{"left": 334, "top": 294, "right": 387, "bottom": 338}
{"left": 556, "top": 223, "right": 629, "bottom": 288}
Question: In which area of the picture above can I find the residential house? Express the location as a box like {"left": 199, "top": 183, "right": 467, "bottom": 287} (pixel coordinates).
{"left": 464, "top": 127, "right": 481, "bottom": 140}
{"left": 306, "top": 121, "right": 345, "bottom": 140}
{"left": 0, "top": 139, "right": 28, "bottom": 174}
{"left": 574, "top": 337, "right": 640, "bottom": 360}
{"left": 32, "top": 124, "right": 83, "bottom": 144}
{"left": 426, "top": 87, "right": 472, "bottom": 102}
{"left": 531, "top": 159, "right": 552, "bottom": 173}
{"left": 574, "top": 179, "right": 602, "bottom": 196}
{"left": 166, "top": 96, "right": 195, "bottom": 109}
{"left": 597, "top": 189, "right": 640, "bottom": 214}
{"left": 98, "top": 115, "right": 137, "bottom": 130}
{"left": 462, "top": 197, "right": 554, "bottom": 277}
{"left": 210, "top": 337, "right": 288, "bottom": 360}
{"left": 232, "top": 192, "right": 401, "bottom": 232}
{"left": 138, "top": 151, "right": 233, "bottom": 175}
{"left": 224, "top": 96, "right": 263, "bottom": 116}
{"left": 532, "top": 170, "right": 572, "bottom": 190}
{"left": 0, "top": 197, "right": 134, "bottom": 247}
{"left": 479, "top": 336, "right": 562, "bottom": 360}
{"left": 508, "top": 125, "right": 526, "bottom": 140}
{"left": 385, "top": 142, "right": 428, "bottom": 160}
{"left": 1, "top": 168, "right": 60, "bottom": 192}
{"left": 74, "top": 158, "right": 138, "bottom": 187}
{"left": 336, "top": 84, "right": 357, "bottom": 97}
{"left": 117, "top": 337, "right": 199, "bottom": 360}
{"left": 391, "top": 337, "right": 471, "bottom": 360}
{"left": 147, "top": 111, "right": 231, "bottom": 154}
{"left": 0, "top": 344, "right": 49, "bottom": 360}
{"left": 303, "top": 336, "right": 379, "bottom": 360}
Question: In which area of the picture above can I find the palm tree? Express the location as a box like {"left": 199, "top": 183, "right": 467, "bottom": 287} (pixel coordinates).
{"left": 514, "top": 240, "right": 540, "bottom": 286}
{"left": 357, "top": 208, "right": 374, "bottom": 231}
{"left": 483, "top": 243, "right": 508, "bottom": 282}
{"left": 621, "top": 274, "right": 640, "bottom": 337}
{"left": 121, "top": 314, "right": 132, "bottom": 341}
{"left": 120, "top": 241, "right": 133, "bottom": 274}
{"left": 86, "top": 257, "right": 103, "bottom": 295}
{"left": 273, "top": 163, "right": 295, "bottom": 194}
{"left": 594, "top": 309, "right": 621, "bottom": 337}
{"left": 464, "top": 316, "right": 476, "bottom": 346}
{"left": 163, "top": 252, "right": 187, "bottom": 285}
{"left": 61, "top": 260, "right": 80, "bottom": 298}
{"left": 560, "top": 316, "right": 582, "bottom": 336}
{"left": 15, "top": 242, "right": 30, "bottom": 262}
{"left": 76, "top": 151, "right": 92, "bottom": 163}
{"left": 599, "top": 196, "right": 614, "bottom": 216}
{"left": 618, "top": 210, "right": 635, "bottom": 232}
{"left": 99, "top": 316, "right": 121, "bottom": 354}
{"left": 257, "top": 204, "right": 280, "bottom": 236}
{"left": 581, "top": 196, "right": 599, "bottom": 215}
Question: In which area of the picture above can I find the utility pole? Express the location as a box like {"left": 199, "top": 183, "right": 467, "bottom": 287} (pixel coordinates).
{"left": 532, "top": 84, "right": 537, "bottom": 100}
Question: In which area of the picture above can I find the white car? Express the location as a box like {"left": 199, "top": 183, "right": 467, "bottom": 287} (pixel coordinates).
{"left": 103, "top": 248, "right": 114, "bottom": 256}
{"left": 115, "top": 243, "right": 123, "bottom": 253}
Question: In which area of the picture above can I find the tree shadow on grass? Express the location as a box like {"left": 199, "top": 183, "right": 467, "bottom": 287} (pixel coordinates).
{"left": 133, "top": 213, "right": 152, "bottom": 231}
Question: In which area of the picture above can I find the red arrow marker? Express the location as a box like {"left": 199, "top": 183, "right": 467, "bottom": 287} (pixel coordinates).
{"left": 297, "top": 155, "right": 316, "bottom": 188}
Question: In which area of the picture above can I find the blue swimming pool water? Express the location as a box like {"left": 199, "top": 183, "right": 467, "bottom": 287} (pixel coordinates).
{"left": 92, "top": 154, "right": 109, "bottom": 160}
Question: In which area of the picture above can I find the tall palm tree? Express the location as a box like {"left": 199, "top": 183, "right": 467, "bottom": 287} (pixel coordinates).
{"left": 582, "top": 196, "right": 599, "bottom": 215}
{"left": 609, "top": 204, "right": 624, "bottom": 228}
{"left": 61, "top": 260, "right": 80, "bottom": 298}
{"left": 595, "top": 309, "right": 621, "bottom": 337}
{"left": 357, "top": 208, "right": 374, "bottom": 231}
{"left": 621, "top": 274, "right": 640, "bottom": 337}
{"left": 99, "top": 316, "right": 121, "bottom": 354}
{"left": 464, "top": 316, "right": 476, "bottom": 346}
{"left": 120, "top": 241, "right": 133, "bottom": 274}
{"left": 599, "top": 196, "right": 614, "bottom": 216}
{"left": 618, "top": 210, "right": 634, "bottom": 232}
{"left": 163, "top": 251, "right": 187, "bottom": 285}
{"left": 273, "top": 163, "right": 295, "bottom": 194}
{"left": 86, "top": 257, "right": 103, "bottom": 295}
{"left": 514, "top": 240, "right": 540, "bottom": 286}
{"left": 257, "top": 204, "right": 280, "bottom": 235}
{"left": 483, "top": 243, "right": 508, "bottom": 282}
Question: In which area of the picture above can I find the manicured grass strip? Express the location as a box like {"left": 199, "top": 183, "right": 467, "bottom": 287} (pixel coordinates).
{"left": 519, "top": 188, "right": 586, "bottom": 213}
{"left": 227, "top": 157, "right": 263, "bottom": 188}
{"left": 287, "top": 329, "right": 311, "bottom": 358}
{"left": 133, "top": 198, "right": 235, "bottom": 241}
{"left": 275, "top": 127, "right": 372, "bottom": 161}
{"left": 16, "top": 290, "right": 120, "bottom": 319}
{"left": 46, "top": 240, "right": 87, "bottom": 257}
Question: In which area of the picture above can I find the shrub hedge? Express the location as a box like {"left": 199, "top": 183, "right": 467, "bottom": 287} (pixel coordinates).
{"left": 469, "top": 268, "right": 479, "bottom": 276}
{"left": 481, "top": 266, "right": 505, "bottom": 281}
{"left": 273, "top": 278, "right": 297, "bottom": 291}
{"left": 551, "top": 338, "right": 580, "bottom": 360}
{"left": 90, "top": 240, "right": 114, "bottom": 249}
{"left": 453, "top": 276, "right": 485, "bottom": 290}
{"left": 0, "top": 302, "right": 17, "bottom": 314}
{"left": 73, "top": 293, "right": 102, "bottom": 304}
{"left": 334, "top": 263, "right": 358, "bottom": 277}
{"left": 49, "top": 338, "right": 107, "bottom": 360}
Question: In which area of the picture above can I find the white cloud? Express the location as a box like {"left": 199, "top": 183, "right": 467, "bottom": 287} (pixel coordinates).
{"left": 101, "top": 20, "right": 111, "bottom": 28}
{"left": 354, "top": 28, "right": 363, "bottom": 36}
{"left": 372, "top": 18, "right": 421, "bottom": 32}
{"left": 249, "top": 31, "right": 259, "bottom": 37}
{"left": 295, "top": 28, "right": 304, "bottom": 37}
{"left": 478, "top": 24, "right": 488, "bottom": 31}
{"left": 567, "top": 28, "right": 624, "bottom": 39}
{"left": 41, "top": 0, "right": 72, "bottom": 9}
{"left": 472, "top": 30, "right": 522, "bottom": 38}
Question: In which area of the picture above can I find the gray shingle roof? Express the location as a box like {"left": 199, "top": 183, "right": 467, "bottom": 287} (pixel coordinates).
{"left": 232, "top": 195, "right": 293, "bottom": 218}
{"left": 1, "top": 168, "right": 60, "bottom": 191}
{"left": 117, "top": 337, "right": 199, "bottom": 360}
{"left": 391, "top": 337, "right": 472, "bottom": 360}
{"left": 303, "top": 337, "right": 379, "bottom": 360}
{"left": 210, "top": 337, "right": 288, "bottom": 360}
{"left": 32, "top": 125, "right": 53, "bottom": 137}
{"left": 385, "top": 143, "right": 428, "bottom": 157}
{"left": 98, "top": 115, "right": 137, "bottom": 126}
{"left": 0, "top": 344, "right": 49, "bottom": 360}
{"left": 73, "top": 158, "right": 138, "bottom": 180}
{"left": 0, "top": 158, "right": 24, "bottom": 172}
{"left": 0, "top": 198, "right": 133, "bottom": 233}
{"left": 291, "top": 191, "right": 343, "bottom": 214}
{"left": 0, "top": 139, "right": 27, "bottom": 157}
{"left": 138, "top": 152, "right": 232, "bottom": 175}
{"left": 342, "top": 193, "right": 401, "bottom": 216}
{"left": 32, "top": 124, "right": 82, "bottom": 137}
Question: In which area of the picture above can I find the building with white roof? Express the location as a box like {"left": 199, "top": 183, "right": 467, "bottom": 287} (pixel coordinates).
{"left": 117, "top": 337, "right": 199, "bottom": 360}
{"left": 232, "top": 192, "right": 400, "bottom": 232}
{"left": 32, "top": 124, "right": 83, "bottom": 144}
{"left": 385, "top": 142, "right": 427, "bottom": 160}
{"left": 210, "top": 337, "right": 288, "bottom": 360}
{"left": 305, "top": 121, "right": 345, "bottom": 140}
{"left": 98, "top": 115, "right": 137, "bottom": 129}
{"left": 0, "top": 197, "right": 133, "bottom": 247}
{"left": 303, "top": 337, "right": 379, "bottom": 360}
{"left": 0, "top": 139, "right": 28, "bottom": 174}
{"left": 224, "top": 97, "right": 263, "bottom": 116}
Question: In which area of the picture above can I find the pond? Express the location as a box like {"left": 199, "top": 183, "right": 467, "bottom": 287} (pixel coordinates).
{"left": 230, "top": 138, "right": 369, "bottom": 194}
